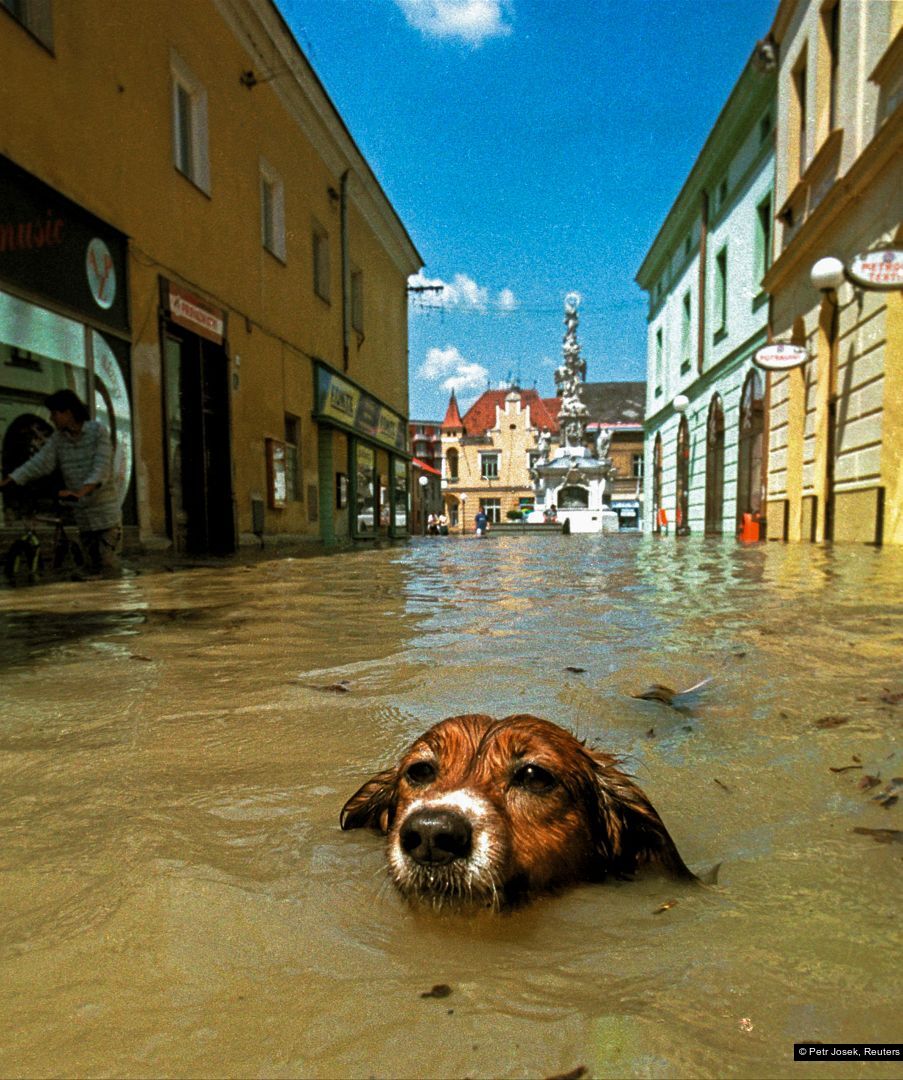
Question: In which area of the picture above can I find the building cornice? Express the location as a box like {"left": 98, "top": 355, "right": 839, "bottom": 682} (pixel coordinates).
{"left": 214, "top": 0, "right": 422, "bottom": 277}
{"left": 763, "top": 102, "right": 903, "bottom": 294}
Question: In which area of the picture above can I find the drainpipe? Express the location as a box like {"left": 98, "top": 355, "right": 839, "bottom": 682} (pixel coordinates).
{"left": 340, "top": 169, "right": 350, "bottom": 371}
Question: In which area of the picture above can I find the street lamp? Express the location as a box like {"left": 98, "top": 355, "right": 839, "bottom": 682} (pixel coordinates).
{"left": 673, "top": 394, "right": 690, "bottom": 414}
{"left": 460, "top": 492, "right": 467, "bottom": 535}
{"left": 810, "top": 256, "right": 845, "bottom": 293}
{"left": 418, "top": 474, "right": 429, "bottom": 536}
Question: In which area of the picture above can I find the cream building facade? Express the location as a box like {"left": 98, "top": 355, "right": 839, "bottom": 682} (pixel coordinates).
{"left": 763, "top": 0, "right": 902, "bottom": 544}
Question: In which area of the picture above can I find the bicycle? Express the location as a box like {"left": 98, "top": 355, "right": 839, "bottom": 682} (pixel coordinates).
{"left": 3, "top": 500, "right": 85, "bottom": 585}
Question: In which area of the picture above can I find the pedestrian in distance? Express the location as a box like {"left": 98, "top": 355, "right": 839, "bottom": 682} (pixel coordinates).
{"left": 474, "top": 508, "right": 489, "bottom": 537}
{"left": 438, "top": 512, "right": 449, "bottom": 536}
{"left": 0, "top": 389, "right": 122, "bottom": 576}
{"left": 427, "top": 512, "right": 439, "bottom": 536}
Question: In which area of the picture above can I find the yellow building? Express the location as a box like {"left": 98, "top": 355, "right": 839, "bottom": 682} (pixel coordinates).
{"left": 440, "top": 389, "right": 560, "bottom": 531}
{"left": 0, "top": 0, "right": 420, "bottom": 553}
{"left": 763, "top": 0, "right": 902, "bottom": 544}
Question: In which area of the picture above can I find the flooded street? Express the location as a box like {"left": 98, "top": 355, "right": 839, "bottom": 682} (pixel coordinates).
{"left": 1, "top": 534, "right": 901, "bottom": 1079}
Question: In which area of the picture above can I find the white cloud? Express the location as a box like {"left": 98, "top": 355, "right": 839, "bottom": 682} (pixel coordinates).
{"left": 419, "top": 346, "right": 489, "bottom": 393}
{"left": 395, "top": 0, "right": 512, "bottom": 46}
{"left": 497, "top": 288, "right": 517, "bottom": 311}
{"left": 408, "top": 271, "right": 516, "bottom": 313}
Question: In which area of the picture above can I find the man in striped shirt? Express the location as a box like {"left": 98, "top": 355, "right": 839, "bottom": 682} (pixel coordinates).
{"left": 0, "top": 389, "right": 122, "bottom": 574}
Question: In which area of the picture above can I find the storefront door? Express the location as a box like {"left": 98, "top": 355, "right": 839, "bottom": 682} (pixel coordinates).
{"left": 164, "top": 331, "right": 234, "bottom": 555}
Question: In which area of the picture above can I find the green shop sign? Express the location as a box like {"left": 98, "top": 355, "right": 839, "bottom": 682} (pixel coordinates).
{"left": 315, "top": 364, "right": 407, "bottom": 452}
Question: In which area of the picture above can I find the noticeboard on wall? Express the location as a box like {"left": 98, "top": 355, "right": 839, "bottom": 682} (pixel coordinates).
{"left": 266, "top": 438, "right": 287, "bottom": 509}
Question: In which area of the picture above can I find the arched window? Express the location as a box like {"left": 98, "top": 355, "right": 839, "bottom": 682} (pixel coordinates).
{"left": 652, "top": 433, "right": 663, "bottom": 533}
{"left": 675, "top": 416, "right": 691, "bottom": 534}
{"left": 705, "top": 394, "right": 725, "bottom": 535}
{"left": 446, "top": 448, "right": 459, "bottom": 482}
{"left": 737, "top": 369, "right": 764, "bottom": 530}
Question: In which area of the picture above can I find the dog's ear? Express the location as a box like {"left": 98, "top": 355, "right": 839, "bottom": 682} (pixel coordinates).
{"left": 589, "top": 754, "right": 696, "bottom": 881}
{"left": 340, "top": 768, "right": 398, "bottom": 833}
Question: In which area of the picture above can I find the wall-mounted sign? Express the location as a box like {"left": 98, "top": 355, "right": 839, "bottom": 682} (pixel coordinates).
{"left": 847, "top": 249, "right": 903, "bottom": 291}
{"left": 0, "top": 154, "right": 129, "bottom": 333}
{"left": 753, "top": 343, "right": 811, "bottom": 371}
{"left": 315, "top": 364, "right": 407, "bottom": 452}
{"left": 163, "top": 279, "right": 226, "bottom": 344}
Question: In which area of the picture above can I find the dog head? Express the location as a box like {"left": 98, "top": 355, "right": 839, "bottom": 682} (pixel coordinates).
{"left": 340, "top": 714, "right": 694, "bottom": 910}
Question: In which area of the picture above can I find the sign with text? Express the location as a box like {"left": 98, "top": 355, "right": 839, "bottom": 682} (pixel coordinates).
{"left": 315, "top": 365, "right": 407, "bottom": 452}
{"left": 165, "top": 281, "right": 226, "bottom": 344}
{"left": 847, "top": 249, "right": 903, "bottom": 291}
{"left": 753, "top": 343, "right": 811, "bottom": 372}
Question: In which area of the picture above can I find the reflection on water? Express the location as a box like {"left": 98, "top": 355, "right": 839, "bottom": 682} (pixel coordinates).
{"left": 1, "top": 536, "right": 901, "bottom": 1079}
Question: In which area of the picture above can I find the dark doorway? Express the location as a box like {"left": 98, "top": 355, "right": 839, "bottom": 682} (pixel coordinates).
{"left": 737, "top": 369, "right": 764, "bottom": 532}
{"left": 676, "top": 416, "right": 690, "bottom": 534}
{"left": 164, "top": 331, "right": 235, "bottom": 555}
{"left": 705, "top": 395, "right": 725, "bottom": 535}
{"left": 652, "top": 433, "right": 663, "bottom": 532}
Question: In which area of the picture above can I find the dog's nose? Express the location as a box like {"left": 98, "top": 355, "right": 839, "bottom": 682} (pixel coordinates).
{"left": 400, "top": 808, "right": 472, "bottom": 865}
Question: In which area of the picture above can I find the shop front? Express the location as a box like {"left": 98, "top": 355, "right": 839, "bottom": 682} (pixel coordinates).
{"left": 313, "top": 363, "right": 409, "bottom": 543}
{"left": 0, "top": 155, "right": 134, "bottom": 531}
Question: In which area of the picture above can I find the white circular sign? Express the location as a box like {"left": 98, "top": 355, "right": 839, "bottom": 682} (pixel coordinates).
{"left": 86, "top": 237, "right": 117, "bottom": 310}
{"left": 753, "top": 343, "right": 810, "bottom": 371}
{"left": 847, "top": 249, "right": 903, "bottom": 291}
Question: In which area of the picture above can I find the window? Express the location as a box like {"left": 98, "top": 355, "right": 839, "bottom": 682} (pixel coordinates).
{"left": 823, "top": 2, "right": 840, "bottom": 133}
{"left": 684, "top": 235, "right": 692, "bottom": 257}
{"left": 755, "top": 195, "right": 773, "bottom": 283}
{"left": 632, "top": 453, "right": 644, "bottom": 479}
{"left": 718, "top": 179, "right": 728, "bottom": 210}
{"left": 759, "top": 111, "right": 773, "bottom": 145}
{"left": 1, "top": 0, "right": 53, "bottom": 48}
{"left": 260, "top": 160, "right": 286, "bottom": 261}
{"left": 793, "top": 55, "right": 808, "bottom": 177}
{"left": 351, "top": 269, "right": 364, "bottom": 334}
{"left": 171, "top": 52, "right": 210, "bottom": 193}
{"left": 284, "top": 415, "right": 301, "bottom": 501}
{"left": 446, "top": 448, "right": 459, "bottom": 482}
{"left": 681, "top": 293, "right": 692, "bottom": 367}
{"left": 479, "top": 499, "right": 501, "bottom": 524}
{"left": 313, "top": 224, "right": 330, "bottom": 301}
{"left": 713, "top": 248, "right": 728, "bottom": 335}
{"left": 655, "top": 327, "right": 664, "bottom": 392}
{"left": 480, "top": 452, "right": 499, "bottom": 480}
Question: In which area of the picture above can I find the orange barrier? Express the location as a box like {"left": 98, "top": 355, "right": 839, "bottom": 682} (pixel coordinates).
{"left": 739, "top": 513, "right": 760, "bottom": 542}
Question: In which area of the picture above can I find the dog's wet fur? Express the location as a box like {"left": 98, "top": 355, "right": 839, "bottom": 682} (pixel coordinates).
{"left": 341, "top": 714, "right": 695, "bottom": 910}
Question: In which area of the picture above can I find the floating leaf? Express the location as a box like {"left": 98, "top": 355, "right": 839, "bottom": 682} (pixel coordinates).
{"left": 564, "top": 666, "right": 586, "bottom": 674}
{"left": 829, "top": 764, "right": 863, "bottom": 773}
{"left": 306, "top": 680, "right": 351, "bottom": 693}
{"left": 713, "top": 778, "right": 731, "bottom": 792}
{"left": 653, "top": 899, "right": 678, "bottom": 914}
{"left": 420, "top": 984, "right": 452, "bottom": 999}
{"left": 546, "top": 1068, "right": 588, "bottom": 1080}
{"left": 857, "top": 775, "right": 881, "bottom": 790}
{"left": 852, "top": 827, "right": 903, "bottom": 844}
{"left": 814, "top": 715, "right": 850, "bottom": 729}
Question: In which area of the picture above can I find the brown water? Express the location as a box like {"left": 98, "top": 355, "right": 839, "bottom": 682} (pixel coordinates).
{"left": 1, "top": 535, "right": 901, "bottom": 1080}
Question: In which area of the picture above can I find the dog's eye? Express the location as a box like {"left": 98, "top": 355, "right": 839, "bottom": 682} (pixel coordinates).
{"left": 404, "top": 761, "right": 437, "bottom": 786}
{"left": 512, "top": 763, "right": 557, "bottom": 794}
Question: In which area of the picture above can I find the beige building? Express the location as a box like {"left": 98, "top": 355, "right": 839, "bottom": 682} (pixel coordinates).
{"left": 1, "top": 0, "right": 420, "bottom": 555}
{"left": 440, "top": 389, "right": 560, "bottom": 531}
{"left": 763, "top": 0, "right": 902, "bottom": 544}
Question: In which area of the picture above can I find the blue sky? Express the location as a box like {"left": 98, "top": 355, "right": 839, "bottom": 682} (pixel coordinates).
{"left": 281, "top": 0, "right": 777, "bottom": 420}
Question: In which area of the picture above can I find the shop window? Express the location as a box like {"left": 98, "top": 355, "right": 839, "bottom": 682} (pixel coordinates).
{"left": 260, "top": 160, "right": 286, "bottom": 262}
{"left": 480, "top": 498, "right": 501, "bottom": 524}
{"left": 170, "top": 51, "right": 210, "bottom": 193}
{"left": 705, "top": 395, "right": 725, "bottom": 535}
{"left": 1, "top": 0, "right": 53, "bottom": 49}
{"left": 675, "top": 415, "right": 690, "bottom": 534}
{"left": 284, "top": 414, "right": 301, "bottom": 501}
{"left": 355, "top": 443, "right": 375, "bottom": 535}
{"left": 351, "top": 269, "right": 364, "bottom": 335}
{"left": 737, "top": 370, "right": 764, "bottom": 530}
{"left": 313, "top": 224, "right": 330, "bottom": 302}
{"left": 652, "top": 433, "right": 663, "bottom": 533}
{"left": 480, "top": 452, "right": 499, "bottom": 480}
{"left": 392, "top": 458, "right": 408, "bottom": 532}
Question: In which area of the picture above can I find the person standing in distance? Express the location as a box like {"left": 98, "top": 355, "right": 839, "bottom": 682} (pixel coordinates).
{"left": 474, "top": 507, "right": 489, "bottom": 537}
{"left": 0, "top": 389, "right": 122, "bottom": 575}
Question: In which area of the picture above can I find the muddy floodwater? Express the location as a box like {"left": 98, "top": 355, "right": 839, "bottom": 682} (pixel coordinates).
{"left": 1, "top": 534, "right": 901, "bottom": 1079}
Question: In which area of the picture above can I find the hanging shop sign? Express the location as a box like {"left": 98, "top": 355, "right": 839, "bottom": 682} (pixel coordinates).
{"left": 161, "top": 279, "right": 226, "bottom": 345}
{"left": 753, "top": 342, "right": 811, "bottom": 372}
{"left": 846, "top": 249, "right": 903, "bottom": 291}
{"left": 0, "top": 154, "right": 129, "bottom": 333}
{"left": 315, "top": 363, "right": 407, "bottom": 452}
